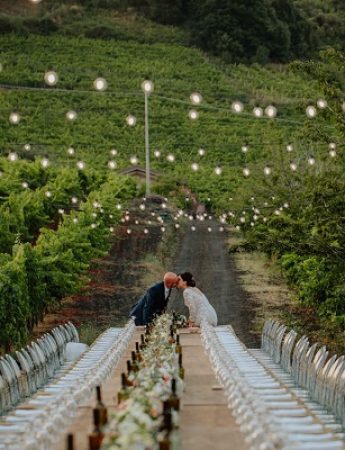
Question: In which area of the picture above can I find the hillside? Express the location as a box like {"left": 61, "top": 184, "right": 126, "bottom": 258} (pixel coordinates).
{"left": 0, "top": 34, "right": 322, "bottom": 211}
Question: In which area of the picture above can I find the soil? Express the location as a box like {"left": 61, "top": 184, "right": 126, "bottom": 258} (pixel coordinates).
{"left": 34, "top": 217, "right": 260, "bottom": 348}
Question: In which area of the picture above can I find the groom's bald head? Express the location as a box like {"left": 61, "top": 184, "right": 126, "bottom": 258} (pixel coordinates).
{"left": 164, "top": 272, "right": 178, "bottom": 288}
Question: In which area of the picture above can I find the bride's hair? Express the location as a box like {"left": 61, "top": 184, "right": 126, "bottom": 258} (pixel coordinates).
{"left": 179, "top": 272, "right": 196, "bottom": 287}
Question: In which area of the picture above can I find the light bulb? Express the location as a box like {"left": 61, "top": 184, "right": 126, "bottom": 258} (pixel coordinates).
{"left": 91, "top": 223, "right": 97, "bottom": 229}
{"left": 126, "top": 115, "right": 137, "bottom": 126}
{"left": 290, "top": 162, "right": 297, "bottom": 171}
{"left": 154, "top": 150, "right": 161, "bottom": 158}
{"left": 41, "top": 158, "right": 49, "bottom": 168}
{"left": 21, "top": 182, "right": 28, "bottom": 189}
{"left": 66, "top": 110, "right": 77, "bottom": 121}
{"left": 207, "top": 227, "right": 212, "bottom": 232}
{"left": 93, "top": 77, "right": 107, "bottom": 91}
{"left": 329, "top": 150, "right": 337, "bottom": 157}
{"left": 58, "top": 208, "right": 65, "bottom": 215}
{"left": 76, "top": 161, "right": 85, "bottom": 170}
{"left": 130, "top": 156, "right": 138, "bottom": 165}
{"left": 308, "top": 157, "right": 315, "bottom": 165}
{"left": 45, "top": 191, "right": 52, "bottom": 198}
{"left": 116, "top": 204, "right": 122, "bottom": 210}
{"left": 167, "top": 154, "right": 175, "bottom": 162}
{"left": 110, "top": 148, "right": 118, "bottom": 156}
{"left": 44, "top": 71, "right": 58, "bottom": 86}
{"left": 188, "top": 110, "right": 199, "bottom": 120}
{"left": 240, "top": 217, "right": 246, "bottom": 223}
{"left": 161, "top": 226, "right": 165, "bottom": 232}
{"left": 329, "top": 143, "right": 336, "bottom": 150}
{"left": 73, "top": 218, "right": 78, "bottom": 224}
{"left": 191, "top": 163, "right": 199, "bottom": 171}
{"left": 67, "top": 147, "right": 75, "bottom": 156}
{"left": 317, "top": 98, "right": 327, "bottom": 109}
{"left": 141, "top": 80, "right": 154, "bottom": 93}
{"left": 214, "top": 166, "right": 222, "bottom": 175}
{"left": 198, "top": 148, "right": 205, "bottom": 156}
{"left": 24, "top": 144, "right": 31, "bottom": 151}
{"left": 108, "top": 160, "right": 117, "bottom": 169}
{"left": 265, "top": 105, "right": 277, "bottom": 118}
{"left": 243, "top": 167, "right": 250, "bottom": 177}
{"left": 71, "top": 197, "right": 78, "bottom": 204}
{"left": 29, "top": 0, "right": 42, "bottom": 3}
{"left": 109, "top": 226, "right": 114, "bottom": 232}
{"left": 190, "top": 92, "right": 202, "bottom": 105}
{"left": 191, "top": 226, "right": 196, "bottom": 231}
{"left": 253, "top": 106, "right": 263, "bottom": 117}
{"left": 241, "top": 145, "right": 249, "bottom": 153}
{"left": 144, "top": 228, "right": 149, "bottom": 234}
{"left": 126, "top": 228, "right": 132, "bottom": 234}
{"left": 139, "top": 204, "right": 146, "bottom": 211}
{"left": 286, "top": 143, "right": 293, "bottom": 152}
{"left": 232, "top": 101, "right": 244, "bottom": 113}
{"left": 8, "top": 152, "right": 18, "bottom": 162}
{"left": 9, "top": 112, "right": 20, "bottom": 124}
{"left": 263, "top": 166, "right": 271, "bottom": 176}
{"left": 306, "top": 106, "right": 317, "bottom": 118}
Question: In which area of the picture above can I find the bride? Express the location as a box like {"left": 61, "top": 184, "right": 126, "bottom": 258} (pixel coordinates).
{"left": 177, "top": 272, "right": 217, "bottom": 327}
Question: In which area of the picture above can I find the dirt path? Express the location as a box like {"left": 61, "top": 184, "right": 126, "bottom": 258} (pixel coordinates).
{"left": 35, "top": 217, "right": 259, "bottom": 348}
{"left": 169, "top": 220, "right": 259, "bottom": 348}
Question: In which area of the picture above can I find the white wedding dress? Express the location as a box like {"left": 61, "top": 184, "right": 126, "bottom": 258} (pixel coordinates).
{"left": 183, "top": 287, "right": 218, "bottom": 326}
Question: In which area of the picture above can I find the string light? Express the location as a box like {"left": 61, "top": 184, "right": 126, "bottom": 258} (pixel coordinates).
{"left": 290, "top": 161, "right": 297, "bottom": 171}
{"left": 161, "top": 226, "right": 165, "bottom": 232}
{"left": 126, "top": 228, "right": 132, "bottom": 234}
{"left": 263, "top": 166, "right": 272, "bottom": 176}
{"left": 9, "top": 112, "right": 20, "bottom": 124}
{"left": 21, "top": 182, "right": 29, "bottom": 189}
{"left": 190, "top": 92, "right": 202, "bottom": 105}
{"left": 214, "top": 166, "right": 222, "bottom": 175}
{"left": 76, "top": 160, "right": 85, "bottom": 170}
{"left": 329, "top": 149, "right": 337, "bottom": 157}
{"left": 116, "top": 204, "right": 122, "bottom": 210}
{"left": 139, "top": 204, "right": 146, "bottom": 211}
{"left": 44, "top": 71, "right": 58, "bottom": 86}
{"left": 329, "top": 143, "right": 336, "bottom": 150}
{"left": 144, "top": 228, "right": 149, "bottom": 234}
{"left": 67, "top": 147, "right": 75, "bottom": 156}
{"left": 109, "top": 226, "right": 114, "bottom": 232}
{"left": 73, "top": 218, "right": 78, "bottom": 224}
{"left": 126, "top": 115, "right": 136, "bottom": 126}
{"left": 306, "top": 106, "right": 317, "bottom": 118}
{"left": 286, "top": 143, "right": 293, "bottom": 152}
{"left": 307, "top": 156, "right": 316, "bottom": 166}
{"left": 243, "top": 167, "right": 250, "bottom": 177}
{"left": 265, "top": 105, "right": 277, "bottom": 118}
{"left": 253, "top": 106, "right": 263, "bottom": 117}
{"left": 45, "top": 191, "right": 52, "bottom": 198}
{"left": 191, "top": 226, "right": 196, "bottom": 231}
{"left": 191, "top": 163, "right": 199, "bottom": 171}
{"left": 29, "top": 0, "right": 42, "bottom": 3}
{"left": 198, "top": 148, "right": 205, "bottom": 156}
{"left": 66, "top": 110, "right": 77, "bottom": 121}
{"left": 71, "top": 197, "right": 78, "bottom": 204}
{"left": 154, "top": 150, "right": 161, "bottom": 158}
{"left": 110, "top": 149, "right": 118, "bottom": 156}
{"left": 93, "top": 77, "right": 107, "bottom": 91}
{"left": 108, "top": 160, "right": 117, "bottom": 169}
{"left": 24, "top": 144, "right": 31, "bottom": 151}
{"left": 240, "top": 217, "right": 246, "bottom": 223}
{"left": 130, "top": 156, "right": 138, "bottom": 165}
{"left": 188, "top": 110, "right": 199, "bottom": 120}
{"left": 58, "top": 208, "right": 65, "bottom": 215}
{"left": 241, "top": 144, "right": 249, "bottom": 153}
{"left": 91, "top": 223, "right": 97, "bottom": 229}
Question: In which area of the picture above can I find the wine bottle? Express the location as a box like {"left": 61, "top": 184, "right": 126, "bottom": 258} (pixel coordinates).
{"left": 175, "top": 334, "right": 182, "bottom": 354}
{"left": 168, "top": 327, "right": 176, "bottom": 344}
{"left": 126, "top": 359, "right": 132, "bottom": 375}
{"left": 167, "top": 378, "right": 180, "bottom": 411}
{"left": 140, "top": 334, "right": 146, "bottom": 349}
{"left": 131, "top": 350, "right": 140, "bottom": 372}
{"left": 66, "top": 434, "right": 74, "bottom": 450}
{"left": 159, "top": 433, "right": 171, "bottom": 450}
{"left": 178, "top": 353, "right": 184, "bottom": 380}
{"left": 135, "top": 341, "right": 143, "bottom": 361}
{"left": 117, "top": 372, "right": 130, "bottom": 404}
{"left": 89, "top": 409, "right": 104, "bottom": 450}
{"left": 95, "top": 385, "right": 108, "bottom": 426}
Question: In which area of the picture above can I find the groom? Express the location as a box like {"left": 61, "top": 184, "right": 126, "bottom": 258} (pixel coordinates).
{"left": 129, "top": 272, "right": 179, "bottom": 325}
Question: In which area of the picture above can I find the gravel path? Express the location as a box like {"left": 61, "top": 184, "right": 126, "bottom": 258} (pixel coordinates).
{"left": 169, "top": 220, "right": 259, "bottom": 348}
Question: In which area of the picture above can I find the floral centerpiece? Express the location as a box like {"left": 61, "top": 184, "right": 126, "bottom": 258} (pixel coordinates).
{"left": 105, "top": 314, "right": 183, "bottom": 450}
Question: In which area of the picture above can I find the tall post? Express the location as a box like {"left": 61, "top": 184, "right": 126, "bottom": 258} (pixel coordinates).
{"left": 144, "top": 91, "right": 150, "bottom": 197}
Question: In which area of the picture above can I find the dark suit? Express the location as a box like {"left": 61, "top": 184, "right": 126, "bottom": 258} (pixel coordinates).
{"left": 129, "top": 281, "right": 171, "bottom": 325}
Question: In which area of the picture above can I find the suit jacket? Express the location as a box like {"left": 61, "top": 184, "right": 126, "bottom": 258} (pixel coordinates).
{"left": 129, "top": 281, "right": 171, "bottom": 325}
